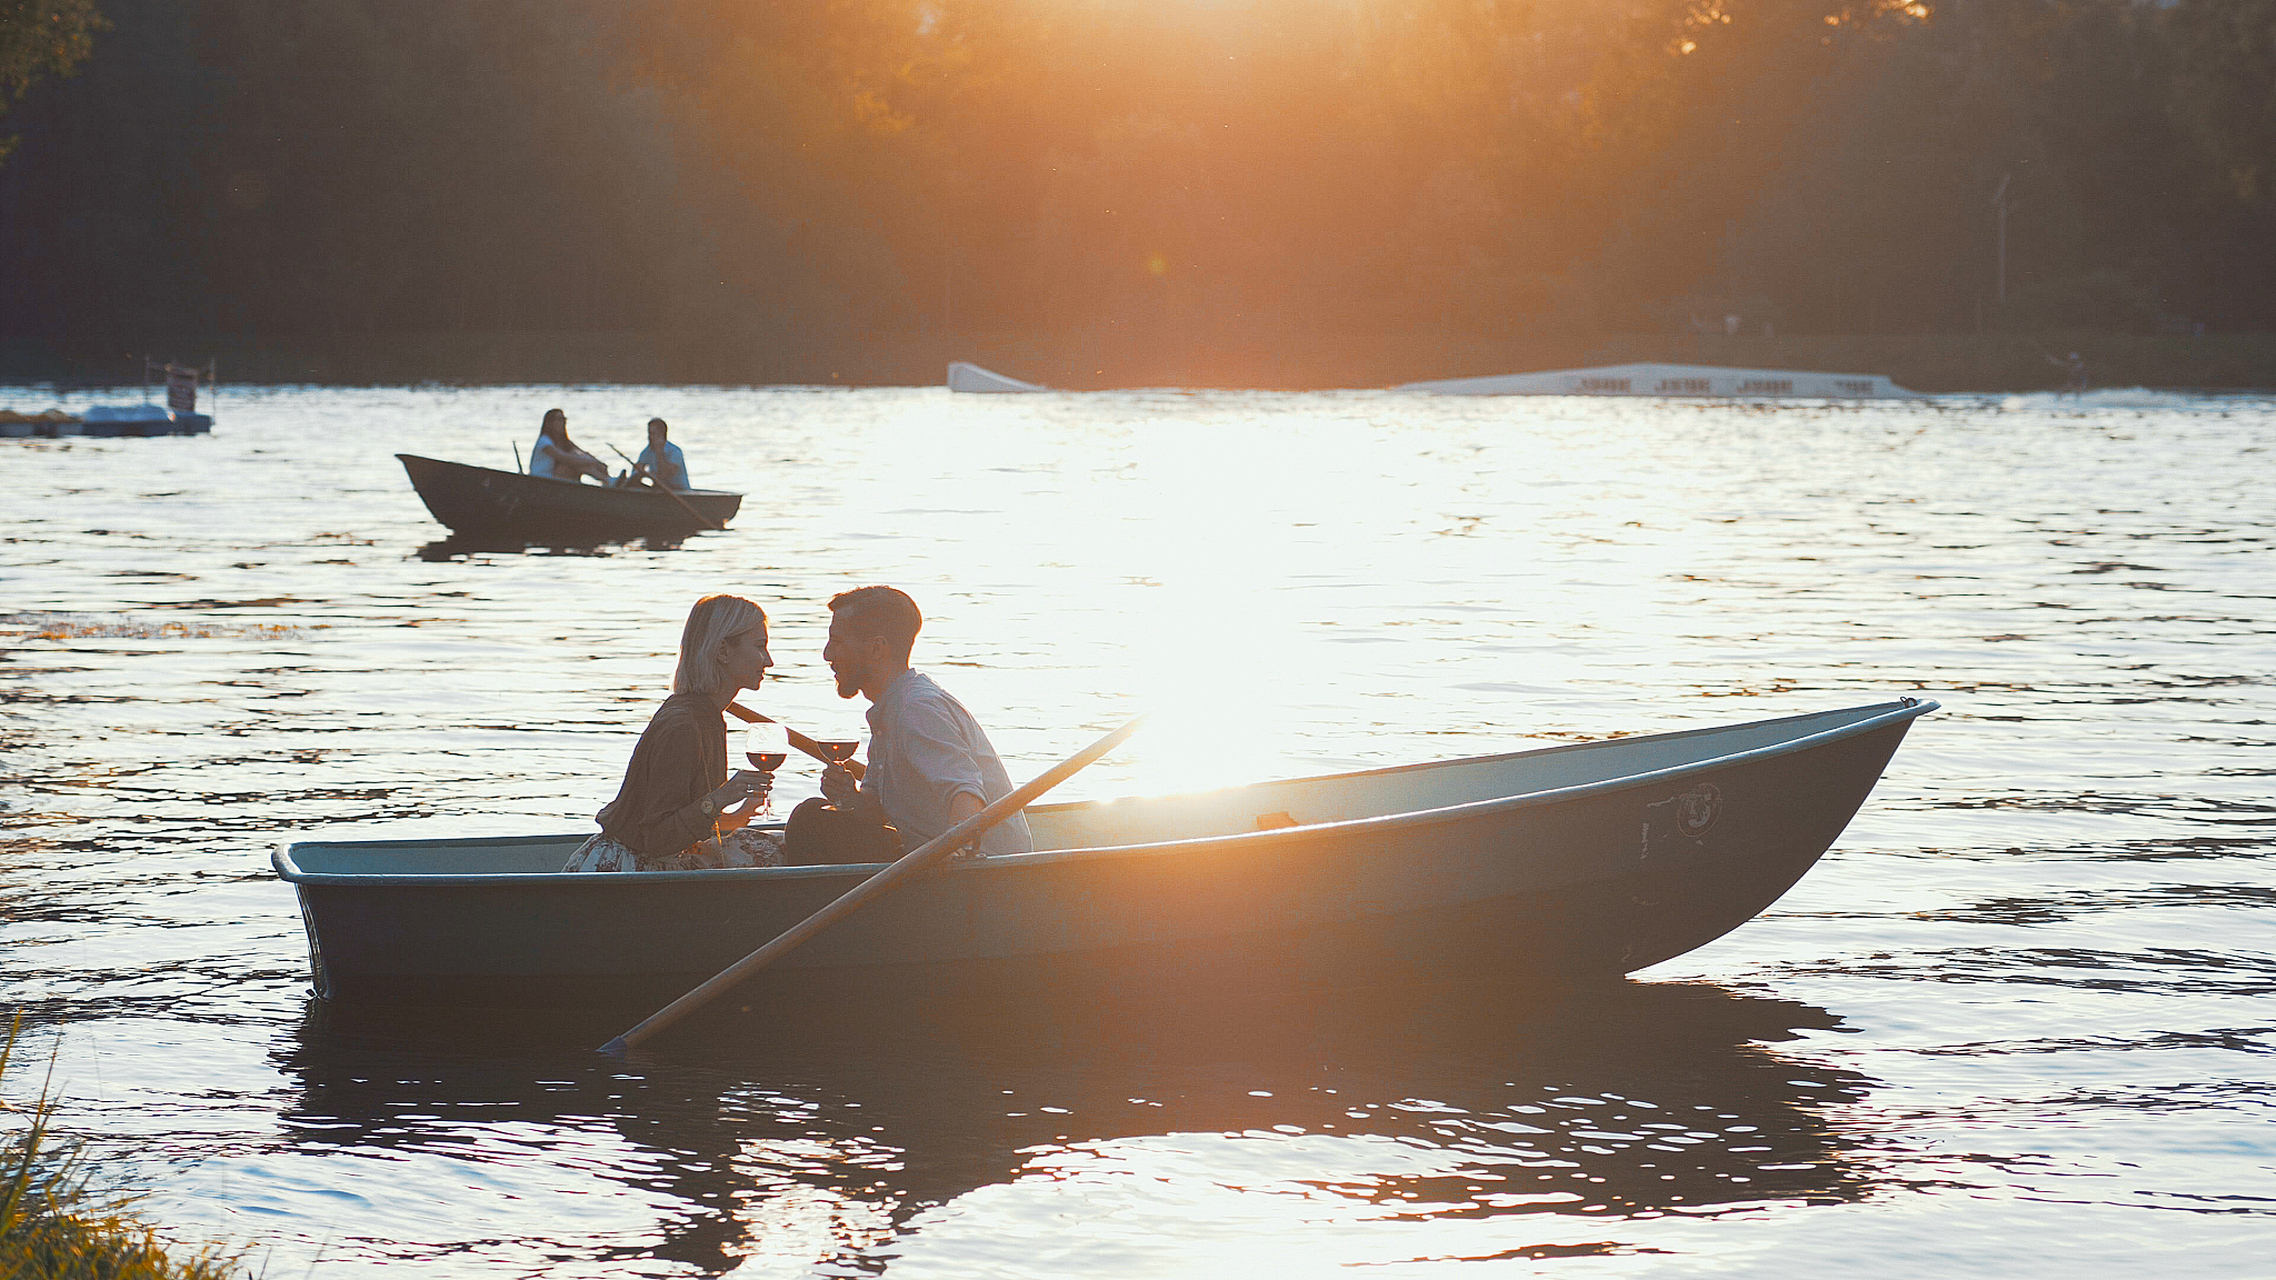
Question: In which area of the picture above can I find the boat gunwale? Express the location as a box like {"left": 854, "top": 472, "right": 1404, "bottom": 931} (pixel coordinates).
{"left": 396, "top": 453, "right": 741, "bottom": 500}
{"left": 274, "top": 697, "right": 1936, "bottom": 888}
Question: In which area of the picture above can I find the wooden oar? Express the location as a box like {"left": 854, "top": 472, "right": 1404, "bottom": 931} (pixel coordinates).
{"left": 726, "top": 700, "right": 864, "bottom": 781}
{"left": 605, "top": 442, "right": 724, "bottom": 531}
{"left": 600, "top": 714, "right": 1145, "bottom": 1054}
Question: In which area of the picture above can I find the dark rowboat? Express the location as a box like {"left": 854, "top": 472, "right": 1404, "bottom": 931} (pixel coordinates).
{"left": 398, "top": 454, "right": 741, "bottom": 541}
{"left": 275, "top": 698, "right": 1934, "bottom": 1006}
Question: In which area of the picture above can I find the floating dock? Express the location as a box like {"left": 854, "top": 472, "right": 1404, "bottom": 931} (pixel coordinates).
{"left": 1395, "top": 362, "right": 1918, "bottom": 399}
{"left": 0, "top": 411, "right": 211, "bottom": 437}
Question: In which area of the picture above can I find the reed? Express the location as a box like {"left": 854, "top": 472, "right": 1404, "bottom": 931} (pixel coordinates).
{"left": 1, "top": 1021, "right": 245, "bottom": 1280}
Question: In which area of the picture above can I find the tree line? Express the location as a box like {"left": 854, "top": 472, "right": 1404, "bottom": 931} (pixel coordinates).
{"left": 2, "top": 0, "right": 2270, "bottom": 380}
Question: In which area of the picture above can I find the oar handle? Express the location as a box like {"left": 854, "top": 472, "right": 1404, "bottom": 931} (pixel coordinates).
{"left": 601, "top": 714, "right": 1145, "bottom": 1053}
{"left": 726, "top": 701, "right": 864, "bottom": 780}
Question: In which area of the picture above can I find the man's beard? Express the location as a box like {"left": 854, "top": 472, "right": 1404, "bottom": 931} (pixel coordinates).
{"left": 833, "top": 666, "right": 860, "bottom": 699}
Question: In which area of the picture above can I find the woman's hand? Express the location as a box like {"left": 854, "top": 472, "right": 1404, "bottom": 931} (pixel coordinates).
{"left": 706, "top": 769, "right": 771, "bottom": 831}
{"left": 705, "top": 769, "right": 765, "bottom": 813}
{"left": 715, "top": 791, "right": 767, "bottom": 832}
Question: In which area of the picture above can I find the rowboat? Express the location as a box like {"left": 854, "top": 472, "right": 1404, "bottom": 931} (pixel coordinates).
{"left": 275, "top": 699, "right": 1933, "bottom": 1005}
{"left": 398, "top": 454, "right": 741, "bottom": 542}
{"left": 277, "top": 699, "right": 1934, "bottom": 1006}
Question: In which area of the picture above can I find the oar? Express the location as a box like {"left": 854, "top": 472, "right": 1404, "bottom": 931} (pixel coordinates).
{"left": 726, "top": 700, "right": 864, "bottom": 781}
{"left": 600, "top": 714, "right": 1145, "bottom": 1054}
{"left": 605, "top": 442, "right": 724, "bottom": 532}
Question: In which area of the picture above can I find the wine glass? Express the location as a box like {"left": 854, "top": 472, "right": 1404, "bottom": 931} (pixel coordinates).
{"left": 743, "top": 722, "right": 789, "bottom": 816}
{"left": 814, "top": 737, "right": 861, "bottom": 788}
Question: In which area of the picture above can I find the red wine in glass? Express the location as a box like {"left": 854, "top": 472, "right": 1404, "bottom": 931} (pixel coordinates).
{"left": 815, "top": 739, "right": 859, "bottom": 764}
{"left": 742, "top": 723, "right": 790, "bottom": 817}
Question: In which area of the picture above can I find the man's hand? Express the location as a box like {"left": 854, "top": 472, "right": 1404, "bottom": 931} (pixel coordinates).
{"left": 820, "top": 762, "right": 860, "bottom": 804}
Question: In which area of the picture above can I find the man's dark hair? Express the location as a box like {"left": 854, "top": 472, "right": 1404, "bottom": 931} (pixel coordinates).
{"left": 828, "top": 585, "right": 922, "bottom": 658}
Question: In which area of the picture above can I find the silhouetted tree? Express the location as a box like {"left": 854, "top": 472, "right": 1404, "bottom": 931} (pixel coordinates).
{"left": 0, "top": 0, "right": 103, "bottom": 163}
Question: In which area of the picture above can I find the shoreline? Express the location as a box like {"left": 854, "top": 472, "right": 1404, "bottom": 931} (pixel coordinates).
{"left": 4, "top": 330, "right": 2274, "bottom": 395}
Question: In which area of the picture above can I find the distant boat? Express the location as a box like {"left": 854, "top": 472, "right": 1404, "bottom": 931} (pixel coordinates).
{"left": 273, "top": 698, "right": 1934, "bottom": 1005}
{"left": 397, "top": 454, "right": 741, "bottom": 542}
{"left": 1397, "top": 362, "right": 1919, "bottom": 399}
{"left": 0, "top": 405, "right": 210, "bottom": 437}
{"left": 4, "top": 359, "right": 218, "bottom": 436}
{"left": 79, "top": 403, "right": 212, "bottom": 435}
{"left": 948, "top": 361, "right": 1046, "bottom": 393}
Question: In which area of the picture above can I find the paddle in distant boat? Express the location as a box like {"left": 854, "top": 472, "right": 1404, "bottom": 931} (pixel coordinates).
{"left": 603, "top": 442, "right": 724, "bottom": 532}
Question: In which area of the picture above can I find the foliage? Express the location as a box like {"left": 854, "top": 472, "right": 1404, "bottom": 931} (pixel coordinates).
{"left": 2167, "top": 0, "right": 2276, "bottom": 209}
{"left": 0, "top": 1021, "right": 244, "bottom": 1280}
{"left": 1, "top": 0, "right": 2273, "bottom": 375}
{"left": 0, "top": 0, "right": 104, "bottom": 163}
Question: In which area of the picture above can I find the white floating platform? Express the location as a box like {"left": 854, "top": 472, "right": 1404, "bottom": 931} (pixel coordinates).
{"left": 1395, "top": 362, "right": 1917, "bottom": 399}
{"left": 947, "top": 361, "right": 1045, "bottom": 393}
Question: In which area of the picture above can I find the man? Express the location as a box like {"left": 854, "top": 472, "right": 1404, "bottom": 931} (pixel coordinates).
{"left": 629, "top": 417, "right": 691, "bottom": 491}
{"left": 793, "top": 585, "right": 1031, "bottom": 863}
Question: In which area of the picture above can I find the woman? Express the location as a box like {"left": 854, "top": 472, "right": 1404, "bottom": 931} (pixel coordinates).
{"left": 529, "top": 408, "right": 609, "bottom": 484}
{"left": 563, "top": 594, "right": 786, "bottom": 872}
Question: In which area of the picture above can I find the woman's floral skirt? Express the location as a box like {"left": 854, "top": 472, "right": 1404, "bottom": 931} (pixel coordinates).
{"left": 561, "top": 827, "right": 786, "bottom": 873}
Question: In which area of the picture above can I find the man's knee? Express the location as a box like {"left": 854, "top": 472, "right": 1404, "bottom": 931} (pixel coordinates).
{"left": 785, "top": 797, "right": 901, "bottom": 865}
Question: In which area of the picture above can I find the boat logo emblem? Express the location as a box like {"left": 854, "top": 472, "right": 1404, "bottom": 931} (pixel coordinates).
{"left": 1674, "top": 783, "right": 1721, "bottom": 838}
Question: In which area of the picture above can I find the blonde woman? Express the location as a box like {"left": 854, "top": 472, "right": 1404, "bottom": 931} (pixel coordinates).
{"left": 563, "top": 595, "right": 787, "bottom": 872}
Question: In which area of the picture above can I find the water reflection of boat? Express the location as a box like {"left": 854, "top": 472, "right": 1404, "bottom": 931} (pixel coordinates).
{"left": 272, "top": 980, "right": 1878, "bottom": 1272}
{"left": 275, "top": 699, "right": 1935, "bottom": 1005}
{"left": 413, "top": 532, "right": 689, "bottom": 561}
{"left": 397, "top": 453, "right": 741, "bottom": 542}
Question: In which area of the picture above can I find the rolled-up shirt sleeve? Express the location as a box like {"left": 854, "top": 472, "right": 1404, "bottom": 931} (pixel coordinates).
{"left": 893, "top": 698, "right": 988, "bottom": 814}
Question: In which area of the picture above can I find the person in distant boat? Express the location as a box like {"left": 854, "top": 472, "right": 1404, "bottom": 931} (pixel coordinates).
{"left": 623, "top": 417, "right": 690, "bottom": 491}
{"left": 529, "top": 408, "right": 609, "bottom": 484}
{"left": 563, "top": 594, "right": 786, "bottom": 872}
{"left": 792, "top": 585, "right": 1031, "bottom": 865}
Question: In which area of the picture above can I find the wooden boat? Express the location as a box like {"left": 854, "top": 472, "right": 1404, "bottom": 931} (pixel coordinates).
{"left": 274, "top": 698, "right": 1935, "bottom": 1005}
{"left": 398, "top": 454, "right": 741, "bottom": 542}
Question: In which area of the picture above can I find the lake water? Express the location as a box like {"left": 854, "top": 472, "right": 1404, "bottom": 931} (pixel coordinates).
{"left": 2, "top": 385, "right": 2271, "bottom": 1277}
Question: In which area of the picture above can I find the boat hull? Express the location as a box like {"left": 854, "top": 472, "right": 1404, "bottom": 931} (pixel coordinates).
{"left": 278, "top": 700, "right": 1933, "bottom": 1005}
{"left": 397, "top": 453, "right": 740, "bottom": 541}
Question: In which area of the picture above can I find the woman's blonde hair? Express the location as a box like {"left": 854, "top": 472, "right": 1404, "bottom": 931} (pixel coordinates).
{"left": 673, "top": 594, "right": 767, "bottom": 695}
